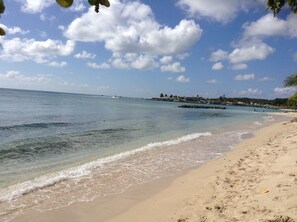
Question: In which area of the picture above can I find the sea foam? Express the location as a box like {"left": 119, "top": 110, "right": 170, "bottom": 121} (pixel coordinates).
{"left": 0, "top": 132, "right": 211, "bottom": 202}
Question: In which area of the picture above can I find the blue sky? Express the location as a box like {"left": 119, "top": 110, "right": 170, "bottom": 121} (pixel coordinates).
{"left": 0, "top": 0, "right": 297, "bottom": 98}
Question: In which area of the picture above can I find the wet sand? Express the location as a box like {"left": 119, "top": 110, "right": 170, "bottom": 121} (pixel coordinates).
{"left": 12, "top": 112, "right": 297, "bottom": 222}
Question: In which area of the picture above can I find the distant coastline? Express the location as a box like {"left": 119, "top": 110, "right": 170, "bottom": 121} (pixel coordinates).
{"left": 149, "top": 94, "right": 296, "bottom": 111}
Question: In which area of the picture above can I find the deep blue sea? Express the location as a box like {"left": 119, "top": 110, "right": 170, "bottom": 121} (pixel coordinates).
{"left": 0, "top": 88, "right": 288, "bottom": 221}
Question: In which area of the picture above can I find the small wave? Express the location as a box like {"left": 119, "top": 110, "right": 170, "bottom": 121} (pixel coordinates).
{"left": 253, "top": 121, "right": 263, "bottom": 126}
{"left": 0, "top": 122, "right": 72, "bottom": 131}
{"left": 237, "top": 131, "right": 253, "bottom": 140}
{"left": 263, "top": 115, "right": 274, "bottom": 122}
{"left": 0, "top": 131, "right": 211, "bottom": 202}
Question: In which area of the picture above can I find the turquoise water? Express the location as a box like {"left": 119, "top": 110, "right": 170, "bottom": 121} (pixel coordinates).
{"left": 0, "top": 88, "right": 287, "bottom": 221}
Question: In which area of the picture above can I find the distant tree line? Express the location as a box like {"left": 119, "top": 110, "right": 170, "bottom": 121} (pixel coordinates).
{"left": 156, "top": 93, "right": 296, "bottom": 109}
{"left": 215, "top": 97, "right": 291, "bottom": 107}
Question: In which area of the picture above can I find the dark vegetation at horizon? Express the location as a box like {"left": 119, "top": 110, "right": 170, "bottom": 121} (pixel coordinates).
{"left": 155, "top": 93, "right": 295, "bottom": 109}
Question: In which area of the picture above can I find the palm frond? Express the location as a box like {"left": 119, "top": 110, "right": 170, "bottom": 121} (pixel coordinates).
{"left": 288, "top": 92, "right": 297, "bottom": 103}
{"left": 284, "top": 73, "right": 297, "bottom": 87}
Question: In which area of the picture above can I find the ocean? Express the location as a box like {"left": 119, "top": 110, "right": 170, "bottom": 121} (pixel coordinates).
{"left": 0, "top": 88, "right": 288, "bottom": 221}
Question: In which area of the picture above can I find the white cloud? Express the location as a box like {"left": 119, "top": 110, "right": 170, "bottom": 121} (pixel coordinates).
{"left": 58, "top": 25, "right": 65, "bottom": 31}
{"left": 258, "top": 76, "right": 274, "bottom": 82}
{"left": 70, "top": 0, "right": 86, "bottom": 12}
{"left": 64, "top": 0, "right": 202, "bottom": 70}
{"left": 176, "top": 75, "right": 190, "bottom": 83}
{"left": 87, "top": 62, "right": 111, "bottom": 69}
{"left": 0, "top": 70, "right": 51, "bottom": 83}
{"left": 229, "top": 40, "right": 274, "bottom": 64}
{"left": 243, "top": 14, "right": 297, "bottom": 39}
{"left": 160, "top": 56, "right": 173, "bottom": 64}
{"left": 40, "top": 14, "right": 56, "bottom": 22}
{"left": 47, "top": 61, "right": 68, "bottom": 67}
{"left": 240, "top": 88, "right": 262, "bottom": 96}
{"left": 176, "top": 53, "right": 189, "bottom": 60}
{"left": 231, "top": 63, "right": 248, "bottom": 70}
{"left": 65, "top": 7, "right": 201, "bottom": 55}
{"left": 234, "top": 73, "right": 255, "bottom": 81}
{"left": 176, "top": 0, "right": 264, "bottom": 24}
{"left": 130, "top": 54, "right": 158, "bottom": 70}
{"left": 20, "top": 0, "right": 54, "bottom": 13}
{"left": 111, "top": 58, "right": 130, "bottom": 69}
{"left": 207, "top": 79, "right": 218, "bottom": 84}
{"left": 61, "top": 81, "right": 89, "bottom": 88}
{"left": 274, "top": 87, "right": 297, "bottom": 96}
{"left": 212, "top": 62, "right": 223, "bottom": 71}
{"left": 1, "top": 25, "right": 29, "bottom": 35}
{"left": 0, "top": 38, "right": 75, "bottom": 63}
{"left": 161, "top": 62, "right": 185, "bottom": 73}
{"left": 74, "top": 50, "right": 96, "bottom": 59}
{"left": 109, "top": 53, "right": 158, "bottom": 70}
{"left": 210, "top": 49, "right": 228, "bottom": 62}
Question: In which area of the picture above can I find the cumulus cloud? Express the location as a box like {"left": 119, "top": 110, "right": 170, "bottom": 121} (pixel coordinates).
{"left": 210, "top": 40, "right": 274, "bottom": 66}
{"left": 69, "top": 0, "right": 86, "bottom": 12}
{"left": 0, "top": 25, "right": 29, "bottom": 35}
{"left": 212, "top": 62, "right": 223, "bottom": 70}
{"left": 108, "top": 53, "right": 158, "bottom": 70}
{"left": 130, "top": 54, "right": 158, "bottom": 70}
{"left": 234, "top": 73, "right": 255, "bottom": 81}
{"left": 210, "top": 49, "right": 228, "bottom": 62}
{"left": 74, "top": 50, "right": 96, "bottom": 59}
{"left": 176, "top": 0, "right": 264, "bottom": 24}
{"left": 0, "top": 38, "right": 75, "bottom": 63}
{"left": 229, "top": 40, "right": 274, "bottom": 64}
{"left": 65, "top": 8, "right": 201, "bottom": 54}
{"left": 160, "top": 56, "right": 173, "bottom": 64}
{"left": 231, "top": 63, "right": 248, "bottom": 70}
{"left": 243, "top": 14, "right": 297, "bottom": 39}
{"left": 64, "top": 0, "right": 202, "bottom": 71}
{"left": 87, "top": 62, "right": 111, "bottom": 69}
{"left": 18, "top": 0, "right": 85, "bottom": 14}
{"left": 161, "top": 62, "right": 186, "bottom": 73}
{"left": 240, "top": 88, "right": 262, "bottom": 96}
{"left": 274, "top": 87, "right": 297, "bottom": 96}
{"left": 176, "top": 75, "right": 190, "bottom": 83}
{"left": 20, "top": 0, "right": 54, "bottom": 13}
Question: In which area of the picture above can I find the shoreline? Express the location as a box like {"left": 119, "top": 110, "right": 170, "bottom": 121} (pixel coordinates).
{"left": 10, "top": 112, "right": 297, "bottom": 222}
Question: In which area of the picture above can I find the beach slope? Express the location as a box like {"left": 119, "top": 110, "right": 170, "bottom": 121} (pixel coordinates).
{"left": 108, "top": 116, "right": 297, "bottom": 222}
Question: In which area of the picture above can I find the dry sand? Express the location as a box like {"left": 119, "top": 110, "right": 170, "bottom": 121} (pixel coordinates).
{"left": 12, "top": 113, "right": 297, "bottom": 222}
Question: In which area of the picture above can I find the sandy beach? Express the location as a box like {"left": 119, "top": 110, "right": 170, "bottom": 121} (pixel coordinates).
{"left": 11, "top": 113, "right": 297, "bottom": 222}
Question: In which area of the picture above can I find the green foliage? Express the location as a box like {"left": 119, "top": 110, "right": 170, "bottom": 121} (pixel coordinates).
{"left": 267, "top": 0, "right": 297, "bottom": 15}
{"left": 56, "top": 0, "right": 74, "bottom": 8}
{"left": 284, "top": 73, "right": 297, "bottom": 87}
{"left": 0, "top": 27, "right": 5, "bottom": 36}
{"left": 0, "top": 0, "right": 5, "bottom": 14}
{"left": 283, "top": 74, "right": 297, "bottom": 108}
{"left": 288, "top": 92, "right": 297, "bottom": 103}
